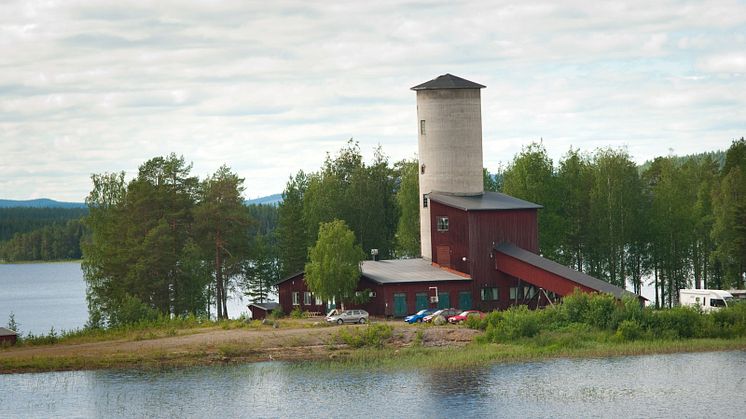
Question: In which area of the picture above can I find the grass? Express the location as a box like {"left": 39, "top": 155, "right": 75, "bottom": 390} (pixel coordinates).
{"left": 306, "top": 336, "right": 746, "bottom": 372}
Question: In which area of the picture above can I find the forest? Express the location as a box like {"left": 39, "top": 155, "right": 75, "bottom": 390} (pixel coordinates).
{"left": 2, "top": 138, "right": 744, "bottom": 322}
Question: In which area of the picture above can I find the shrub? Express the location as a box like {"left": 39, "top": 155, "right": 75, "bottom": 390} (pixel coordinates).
{"left": 490, "top": 306, "right": 541, "bottom": 340}
{"left": 643, "top": 306, "right": 701, "bottom": 339}
{"left": 336, "top": 323, "right": 393, "bottom": 348}
{"left": 615, "top": 320, "right": 643, "bottom": 341}
{"left": 290, "top": 306, "right": 304, "bottom": 319}
{"left": 585, "top": 293, "right": 618, "bottom": 330}
{"left": 561, "top": 290, "right": 590, "bottom": 323}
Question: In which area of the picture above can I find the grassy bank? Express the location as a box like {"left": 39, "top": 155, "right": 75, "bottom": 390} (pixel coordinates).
{"left": 312, "top": 332, "right": 746, "bottom": 372}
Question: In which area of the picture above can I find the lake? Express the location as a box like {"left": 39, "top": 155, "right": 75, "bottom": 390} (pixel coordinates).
{"left": 1, "top": 350, "right": 745, "bottom": 418}
{"left": 0, "top": 262, "right": 251, "bottom": 335}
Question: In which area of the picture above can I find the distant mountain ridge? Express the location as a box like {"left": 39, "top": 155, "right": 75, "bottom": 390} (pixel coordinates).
{"left": 1, "top": 194, "right": 284, "bottom": 208}
{"left": 245, "top": 193, "right": 283, "bottom": 206}
{"left": 0, "top": 198, "right": 87, "bottom": 208}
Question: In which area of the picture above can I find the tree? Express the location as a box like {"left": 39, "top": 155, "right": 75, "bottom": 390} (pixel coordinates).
{"left": 193, "top": 165, "right": 252, "bottom": 319}
{"left": 712, "top": 138, "right": 746, "bottom": 289}
{"left": 304, "top": 220, "right": 365, "bottom": 308}
{"left": 276, "top": 171, "right": 308, "bottom": 278}
{"left": 501, "top": 142, "right": 562, "bottom": 258}
{"left": 242, "top": 234, "right": 279, "bottom": 303}
{"left": 555, "top": 149, "right": 593, "bottom": 271}
{"left": 394, "top": 159, "right": 420, "bottom": 257}
{"left": 483, "top": 168, "right": 500, "bottom": 192}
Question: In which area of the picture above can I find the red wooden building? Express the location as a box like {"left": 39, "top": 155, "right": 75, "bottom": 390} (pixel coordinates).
{"left": 276, "top": 74, "right": 643, "bottom": 317}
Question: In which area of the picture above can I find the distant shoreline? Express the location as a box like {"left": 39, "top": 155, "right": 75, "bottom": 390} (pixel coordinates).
{"left": 0, "top": 259, "right": 82, "bottom": 265}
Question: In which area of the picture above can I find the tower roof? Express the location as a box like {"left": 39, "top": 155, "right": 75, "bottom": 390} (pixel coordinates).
{"left": 411, "top": 74, "right": 486, "bottom": 91}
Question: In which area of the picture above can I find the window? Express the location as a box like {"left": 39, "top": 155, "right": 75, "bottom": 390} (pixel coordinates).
{"left": 421, "top": 164, "right": 426, "bottom": 175}
{"left": 436, "top": 216, "right": 449, "bottom": 232}
{"left": 304, "top": 291, "right": 312, "bottom": 305}
{"left": 481, "top": 287, "right": 499, "bottom": 301}
{"left": 509, "top": 287, "right": 524, "bottom": 300}
{"left": 315, "top": 295, "right": 324, "bottom": 305}
{"left": 711, "top": 299, "right": 726, "bottom": 307}
{"left": 423, "top": 194, "right": 428, "bottom": 208}
{"left": 420, "top": 120, "right": 426, "bottom": 135}
{"left": 292, "top": 291, "right": 300, "bottom": 305}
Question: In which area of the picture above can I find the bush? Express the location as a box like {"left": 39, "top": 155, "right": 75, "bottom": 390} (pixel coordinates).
{"left": 487, "top": 306, "right": 541, "bottom": 341}
{"left": 336, "top": 324, "right": 393, "bottom": 348}
{"left": 110, "top": 294, "right": 159, "bottom": 327}
{"left": 290, "top": 306, "right": 304, "bottom": 319}
{"left": 585, "top": 293, "right": 618, "bottom": 330}
{"left": 615, "top": 320, "right": 643, "bottom": 341}
{"left": 643, "top": 306, "right": 701, "bottom": 339}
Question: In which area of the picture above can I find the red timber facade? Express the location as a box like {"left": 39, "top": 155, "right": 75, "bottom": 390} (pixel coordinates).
{"left": 276, "top": 191, "right": 642, "bottom": 317}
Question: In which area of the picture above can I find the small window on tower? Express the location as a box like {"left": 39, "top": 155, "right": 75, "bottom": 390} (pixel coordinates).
{"left": 436, "top": 216, "right": 449, "bottom": 232}
{"left": 423, "top": 194, "right": 428, "bottom": 208}
{"left": 420, "top": 120, "right": 426, "bottom": 135}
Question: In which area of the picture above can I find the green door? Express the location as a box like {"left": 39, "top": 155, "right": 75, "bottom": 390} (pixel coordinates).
{"left": 459, "top": 291, "right": 472, "bottom": 310}
{"left": 438, "top": 292, "right": 450, "bottom": 309}
{"left": 415, "top": 293, "right": 428, "bottom": 311}
{"left": 393, "top": 293, "right": 408, "bottom": 317}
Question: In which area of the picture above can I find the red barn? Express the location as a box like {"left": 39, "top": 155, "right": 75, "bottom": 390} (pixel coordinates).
{"left": 275, "top": 74, "right": 643, "bottom": 317}
{"left": 0, "top": 327, "right": 18, "bottom": 346}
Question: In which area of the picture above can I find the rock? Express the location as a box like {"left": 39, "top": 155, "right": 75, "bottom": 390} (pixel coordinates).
{"left": 433, "top": 315, "right": 447, "bottom": 326}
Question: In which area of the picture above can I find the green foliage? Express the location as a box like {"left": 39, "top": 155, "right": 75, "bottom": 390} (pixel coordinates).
{"left": 276, "top": 171, "right": 309, "bottom": 278}
{"left": 336, "top": 323, "right": 393, "bottom": 348}
{"left": 394, "top": 159, "right": 420, "bottom": 257}
{"left": 0, "top": 218, "right": 85, "bottom": 262}
{"left": 305, "top": 219, "right": 365, "bottom": 304}
{"left": 7, "top": 312, "right": 19, "bottom": 334}
{"left": 290, "top": 306, "right": 304, "bottom": 319}
{"left": 473, "top": 292, "right": 746, "bottom": 345}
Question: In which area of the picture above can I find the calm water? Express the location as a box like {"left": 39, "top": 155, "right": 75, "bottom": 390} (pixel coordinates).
{"left": 0, "top": 262, "right": 251, "bottom": 335}
{"left": 1, "top": 351, "right": 745, "bottom": 418}
{"left": 0, "top": 262, "right": 87, "bottom": 335}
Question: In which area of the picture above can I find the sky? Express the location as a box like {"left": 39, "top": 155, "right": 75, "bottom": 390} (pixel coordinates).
{"left": 1, "top": 0, "right": 745, "bottom": 202}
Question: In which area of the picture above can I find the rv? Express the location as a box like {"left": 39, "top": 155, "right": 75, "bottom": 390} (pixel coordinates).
{"left": 679, "top": 289, "right": 734, "bottom": 312}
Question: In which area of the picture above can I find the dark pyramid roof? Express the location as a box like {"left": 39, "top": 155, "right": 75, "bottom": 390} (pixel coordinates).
{"left": 411, "top": 74, "right": 486, "bottom": 91}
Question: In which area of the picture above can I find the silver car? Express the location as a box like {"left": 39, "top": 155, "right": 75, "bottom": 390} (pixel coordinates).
{"left": 326, "top": 309, "right": 369, "bottom": 324}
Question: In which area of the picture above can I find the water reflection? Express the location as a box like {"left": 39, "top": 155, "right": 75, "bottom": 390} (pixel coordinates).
{"left": 2, "top": 351, "right": 746, "bottom": 418}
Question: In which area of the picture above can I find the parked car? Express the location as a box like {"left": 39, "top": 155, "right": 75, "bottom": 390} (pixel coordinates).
{"left": 422, "top": 308, "right": 460, "bottom": 323}
{"left": 448, "top": 310, "right": 486, "bottom": 324}
{"left": 404, "top": 309, "right": 435, "bottom": 324}
{"left": 326, "top": 309, "right": 369, "bottom": 324}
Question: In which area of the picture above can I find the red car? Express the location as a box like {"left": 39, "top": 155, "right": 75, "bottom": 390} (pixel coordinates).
{"left": 448, "top": 310, "right": 486, "bottom": 324}
{"left": 423, "top": 308, "right": 460, "bottom": 323}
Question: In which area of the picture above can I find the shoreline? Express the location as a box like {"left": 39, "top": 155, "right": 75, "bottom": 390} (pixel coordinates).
{"left": 2, "top": 320, "right": 745, "bottom": 374}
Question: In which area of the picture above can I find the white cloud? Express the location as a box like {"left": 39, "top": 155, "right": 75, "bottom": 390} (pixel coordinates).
{"left": 0, "top": 0, "right": 745, "bottom": 200}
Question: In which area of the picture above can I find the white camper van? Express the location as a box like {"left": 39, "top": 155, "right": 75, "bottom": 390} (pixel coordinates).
{"left": 679, "top": 289, "right": 734, "bottom": 312}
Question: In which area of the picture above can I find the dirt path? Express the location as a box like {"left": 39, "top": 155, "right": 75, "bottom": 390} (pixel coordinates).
{"left": 0, "top": 320, "right": 481, "bottom": 372}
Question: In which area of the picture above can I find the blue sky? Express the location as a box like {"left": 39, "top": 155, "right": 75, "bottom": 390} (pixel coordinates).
{"left": 1, "top": 0, "right": 745, "bottom": 201}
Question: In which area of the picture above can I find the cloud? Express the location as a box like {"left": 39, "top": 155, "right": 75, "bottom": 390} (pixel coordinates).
{"left": 0, "top": 0, "right": 745, "bottom": 200}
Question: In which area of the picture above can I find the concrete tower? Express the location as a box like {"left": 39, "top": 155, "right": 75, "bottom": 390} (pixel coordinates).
{"left": 411, "top": 74, "right": 486, "bottom": 260}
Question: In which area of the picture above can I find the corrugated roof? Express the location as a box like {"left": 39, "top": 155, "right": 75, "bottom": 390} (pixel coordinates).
{"left": 411, "top": 74, "right": 486, "bottom": 91}
{"left": 429, "top": 191, "right": 542, "bottom": 211}
{"left": 495, "top": 243, "right": 641, "bottom": 300}
{"left": 0, "top": 327, "right": 18, "bottom": 336}
{"left": 361, "top": 258, "right": 471, "bottom": 284}
{"left": 248, "top": 302, "right": 281, "bottom": 311}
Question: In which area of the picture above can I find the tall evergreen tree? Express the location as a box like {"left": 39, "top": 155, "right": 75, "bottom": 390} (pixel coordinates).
{"left": 276, "top": 171, "right": 308, "bottom": 278}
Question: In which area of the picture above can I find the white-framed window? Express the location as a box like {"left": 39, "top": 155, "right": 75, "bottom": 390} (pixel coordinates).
{"left": 481, "top": 287, "right": 499, "bottom": 301}
{"left": 304, "top": 291, "right": 312, "bottom": 305}
{"left": 315, "top": 295, "right": 324, "bottom": 305}
{"left": 420, "top": 119, "right": 426, "bottom": 135}
{"left": 436, "top": 216, "right": 449, "bottom": 232}
{"left": 292, "top": 291, "right": 299, "bottom": 305}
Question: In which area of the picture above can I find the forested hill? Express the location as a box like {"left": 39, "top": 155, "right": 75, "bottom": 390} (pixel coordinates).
{"left": 638, "top": 150, "right": 726, "bottom": 173}
{"left": 0, "top": 198, "right": 86, "bottom": 208}
{"left": 0, "top": 207, "right": 88, "bottom": 242}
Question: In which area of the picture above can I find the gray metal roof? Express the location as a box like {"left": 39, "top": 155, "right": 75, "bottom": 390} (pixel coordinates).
{"left": 429, "top": 191, "right": 542, "bottom": 211}
{"left": 411, "top": 74, "right": 486, "bottom": 91}
{"left": 248, "top": 301, "right": 281, "bottom": 311}
{"left": 495, "top": 243, "right": 641, "bottom": 300}
{"left": 361, "top": 258, "right": 471, "bottom": 284}
{"left": 0, "top": 327, "right": 18, "bottom": 336}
